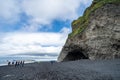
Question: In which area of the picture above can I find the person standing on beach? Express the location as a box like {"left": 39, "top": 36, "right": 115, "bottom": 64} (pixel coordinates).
{"left": 12, "top": 61, "right": 14, "bottom": 65}
{"left": 17, "top": 61, "right": 19, "bottom": 66}
{"left": 20, "top": 61, "right": 22, "bottom": 67}
{"left": 50, "top": 61, "right": 55, "bottom": 64}
{"left": 15, "top": 61, "right": 18, "bottom": 67}
{"left": 22, "top": 61, "right": 25, "bottom": 67}
{"left": 8, "top": 61, "right": 11, "bottom": 66}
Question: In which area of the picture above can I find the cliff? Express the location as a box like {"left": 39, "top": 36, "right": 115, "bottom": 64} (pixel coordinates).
{"left": 58, "top": 0, "right": 120, "bottom": 62}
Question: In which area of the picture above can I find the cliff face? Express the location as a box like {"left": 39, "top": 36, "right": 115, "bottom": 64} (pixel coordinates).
{"left": 58, "top": 0, "right": 120, "bottom": 62}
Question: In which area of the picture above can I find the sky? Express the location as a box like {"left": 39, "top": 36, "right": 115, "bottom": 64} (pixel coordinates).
{"left": 0, "top": 0, "right": 93, "bottom": 57}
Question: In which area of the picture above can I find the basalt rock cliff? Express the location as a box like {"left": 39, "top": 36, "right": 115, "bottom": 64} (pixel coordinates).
{"left": 58, "top": 0, "right": 120, "bottom": 62}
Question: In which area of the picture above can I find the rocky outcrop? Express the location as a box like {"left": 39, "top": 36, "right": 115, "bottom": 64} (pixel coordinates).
{"left": 58, "top": 0, "right": 120, "bottom": 62}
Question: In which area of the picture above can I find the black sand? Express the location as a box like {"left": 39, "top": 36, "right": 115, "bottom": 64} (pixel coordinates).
{"left": 0, "top": 59, "right": 120, "bottom": 80}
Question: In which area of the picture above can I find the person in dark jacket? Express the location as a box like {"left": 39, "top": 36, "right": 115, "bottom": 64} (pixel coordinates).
{"left": 8, "top": 61, "right": 11, "bottom": 66}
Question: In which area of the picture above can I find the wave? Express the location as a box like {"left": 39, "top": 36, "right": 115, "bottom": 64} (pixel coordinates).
{"left": 0, "top": 54, "right": 58, "bottom": 66}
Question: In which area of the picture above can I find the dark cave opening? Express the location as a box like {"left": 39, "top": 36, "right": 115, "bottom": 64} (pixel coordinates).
{"left": 63, "top": 49, "right": 88, "bottom": 61}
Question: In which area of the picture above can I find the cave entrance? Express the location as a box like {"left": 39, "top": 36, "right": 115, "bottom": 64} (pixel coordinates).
{"left": 63, "top": 49, "right": 88, "bottom": 61}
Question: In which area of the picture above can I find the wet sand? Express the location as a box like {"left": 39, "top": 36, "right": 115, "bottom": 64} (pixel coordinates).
{"left": 0, "top": 59, "right": 120, "bottom": 80}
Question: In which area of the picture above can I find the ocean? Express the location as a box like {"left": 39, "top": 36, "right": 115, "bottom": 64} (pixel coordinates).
{"left": 0, "top": 54, "right": 57, "bottom": 66}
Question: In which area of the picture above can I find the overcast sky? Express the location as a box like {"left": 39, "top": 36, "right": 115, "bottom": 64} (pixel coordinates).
{"left": 0, "top": 0, "right": 92, "bottom": 56}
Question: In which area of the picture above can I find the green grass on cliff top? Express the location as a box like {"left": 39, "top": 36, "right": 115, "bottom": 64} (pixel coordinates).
{"left": 69, "top": 0, "right": 120, "bottom": 37}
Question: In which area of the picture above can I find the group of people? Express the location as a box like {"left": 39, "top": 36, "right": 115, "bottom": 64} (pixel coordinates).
{"left": 7, "top": 60, "right": 25, "bottom": 67}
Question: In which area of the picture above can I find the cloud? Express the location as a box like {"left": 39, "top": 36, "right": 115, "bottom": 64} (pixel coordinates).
{"left": 60, "top": 27, "right": 71, "bottom": 33}
{"left": 21, "top": 0, "right": 92, "bottom": 31}
{"left": 22, "top": 0, "right": 79, "bottom": 22}
{"left": 0, "top": 0, "right": 92, "bottom": 31}
{"left": 0, "top": 0, "right": 21, "bottom": 24}
{"left": 0, "top": 27, "right": 70, "bottom": 56}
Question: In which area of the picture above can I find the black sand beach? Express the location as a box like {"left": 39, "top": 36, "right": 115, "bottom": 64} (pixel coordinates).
{"left": 0, "top": 59, "right": 120, "bottom": 80}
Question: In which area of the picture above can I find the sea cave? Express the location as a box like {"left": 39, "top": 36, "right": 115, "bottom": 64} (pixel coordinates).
{"left": 63, "top": 49, "right": 88, "bottom": 61}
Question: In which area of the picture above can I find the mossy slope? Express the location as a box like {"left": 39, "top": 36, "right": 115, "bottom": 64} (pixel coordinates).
{"left": 69, "top": 0, "right": 120, "bottom": 37}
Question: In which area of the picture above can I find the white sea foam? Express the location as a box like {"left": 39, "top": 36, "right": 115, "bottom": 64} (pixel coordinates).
{"left": 0, "top": 54, "right": 57, "bottom": 66}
